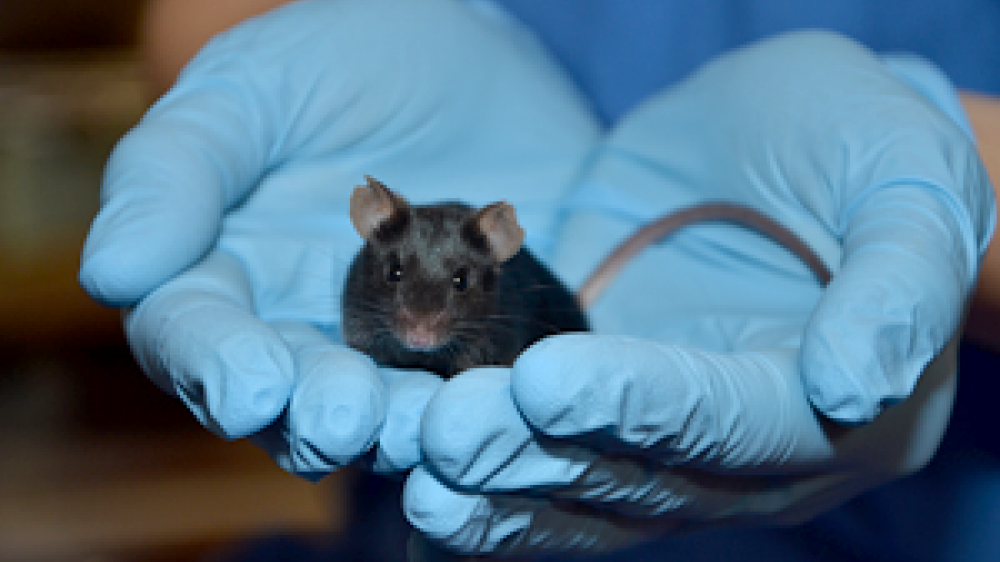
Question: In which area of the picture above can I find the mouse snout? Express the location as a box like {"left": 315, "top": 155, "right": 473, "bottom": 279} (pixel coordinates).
{"left": 396, "top": 307, "right": 451, "bottom": 351}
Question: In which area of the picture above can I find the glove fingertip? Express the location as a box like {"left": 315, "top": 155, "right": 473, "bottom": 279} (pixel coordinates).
{"left": 805, "top": 184, "right": 973, "bottom": 424}
{"left": 78, "top": 250, "right": 142, "bottom": 307}
{"left": 421, "top": 368, "right": 517, "bottom": 481}
{"left": 801, "top": 275, "right": 949, "bottom": 424}
{"left": 290, "top": 346, "right": 387, "bottom": 464}
{"left": 79, "top": 191, "right": 221, "bottom": 307}
{"left": 374, "top": 369, "right": 443, "bottom": 473}
{"left": 801, "top": 336, "right": 895, "bottom": 424}
{"left": 79, "top": 226, "right": 196, "bottom": 307}
{"left": 404, "top": 466, "right": 479, "bottom": 541}
{"left": 512, "top": 334, "right": 610, "bottom": 433}
{"left": 203, "top": 330, "right": 297, "bottom": 438}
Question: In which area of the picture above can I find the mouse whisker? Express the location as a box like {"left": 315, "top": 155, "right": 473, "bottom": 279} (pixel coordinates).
{"left": 483, "top": 313, "right": 571, "bottom": 336}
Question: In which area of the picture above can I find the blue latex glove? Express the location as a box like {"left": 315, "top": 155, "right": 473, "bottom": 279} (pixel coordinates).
{"left": 403, "top": 31, "right": 995, "bottom": 555}
{"left": 78, "top": 0, "right": 600, "bottom": 476}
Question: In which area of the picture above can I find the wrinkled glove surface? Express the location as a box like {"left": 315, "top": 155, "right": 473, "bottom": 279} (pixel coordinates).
{"left": 78, "top": 0, "right": 994, "bottom": 554}
{"left": 78, "top": 0, "right": 601, "bottom": 477}
{"left": 403, "top": 31, "right": 995, "bottom": 555}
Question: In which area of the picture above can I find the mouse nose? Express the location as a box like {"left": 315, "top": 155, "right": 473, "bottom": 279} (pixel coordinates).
{"left": 397, "top": 308, "right": 450, "bottom": 351}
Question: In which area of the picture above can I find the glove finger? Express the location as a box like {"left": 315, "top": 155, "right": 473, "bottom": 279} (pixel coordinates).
{"left": 803, "top": 184, "right": 988, "bottom": 423}
{"left": 404, "top": 465, "right": 652, "bottom": 556}
{"left": 404, "top": 459, "right": 887, "bottom": 557}
{"left": 367, "top": 367, "right": 445, "bottom": 474}
{"left": 80, "top": 69, "right": 270, "bottom": 306}
{"left": 506, "top": 335, "right": 835, "bottom": 471}
{"left": 417, "top": 347, "right": 961, "bottom": 555}
{"left": 256, "top": 322, "right": 387, "bottom": 476}
{"left": 259, "top": 322, "right": 443, "bottom": 476}
{"left": 423, "top": 340, "right": 959, "bottom": 511}
{"left": 125, "top": 250, "right": 293, "bottom": 439}
{"left": 419, "top": 367, "right": 841, "bottom": 524}
{"left": 420, "top": 367, "right": 591, "bottom": 491}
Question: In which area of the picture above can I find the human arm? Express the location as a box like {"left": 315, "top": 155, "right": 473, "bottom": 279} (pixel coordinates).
{"left": 962, "top": 91, "right": 1000, "bottom": 349}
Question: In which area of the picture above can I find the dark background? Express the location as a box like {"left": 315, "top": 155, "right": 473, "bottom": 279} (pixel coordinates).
{"left": 0, "top": 3, "right": 345, "bottom": 561}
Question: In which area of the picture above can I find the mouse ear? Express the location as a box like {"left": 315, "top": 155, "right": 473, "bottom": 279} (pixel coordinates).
{"left": 350, "top": 175, "right": 409, "bottom": 241}
{"left": 473, "top": 202, "right": 524, "bottom": 262}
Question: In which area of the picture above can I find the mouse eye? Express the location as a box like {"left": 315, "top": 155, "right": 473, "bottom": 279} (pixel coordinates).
{"left": 385, "top": 254, "right": 403, "bottom": 283}
{"left": 452, "top": 267, "right": 469, "bottom": 292}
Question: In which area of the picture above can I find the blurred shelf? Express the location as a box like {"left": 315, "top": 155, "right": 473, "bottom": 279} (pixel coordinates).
{"left": 0, "top": 240, "right": 124, "bottom": 345}
{"left": 0, "top": 1, "right": 142, "bottom": 52}
{"left": 0, "top": 50, "right": 345, "bottom": 562}
{"left": 0, "top": 50, "right": 146, "bottom": 346}
{"left": 0, "top": 340, "right": 344, "bottom": 562}
{"left": 0, "top": 431, "right": 343, "bottom": 561}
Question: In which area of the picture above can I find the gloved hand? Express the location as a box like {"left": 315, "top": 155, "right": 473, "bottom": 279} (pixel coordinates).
{"left": 404, "top": 31, "right": 995, "bottom": 555}
{"left": 78, "top": 0, "right": 600, "bottom": 477}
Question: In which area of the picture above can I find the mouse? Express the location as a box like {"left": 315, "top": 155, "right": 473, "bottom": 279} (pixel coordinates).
{"left": 341, "top": 176, "right": 832, "bottom": 379}
{"left": 341, "top": 175, "right": 590, "bottom": 379}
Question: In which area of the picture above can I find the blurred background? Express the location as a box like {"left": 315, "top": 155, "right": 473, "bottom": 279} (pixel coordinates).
{"left": 3, "top": 2, "right": 999, "bottom": 562}
{"left": 0, "top": 2, "right": 345, "bottom": 561}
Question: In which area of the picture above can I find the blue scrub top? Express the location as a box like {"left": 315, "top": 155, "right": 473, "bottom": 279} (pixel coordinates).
{"left": 495, "top": 0, "right": 1000, "bottom": 126}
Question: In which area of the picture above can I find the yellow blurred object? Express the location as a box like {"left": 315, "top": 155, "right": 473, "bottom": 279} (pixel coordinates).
{"left": 0, "top": 51, "right": 143, "bottom": 344}
{"left": 0, "top": 51, "right": 344, "bottom": 562}
{"left": 0, "top": 431, "right": 342, "bottom": 561}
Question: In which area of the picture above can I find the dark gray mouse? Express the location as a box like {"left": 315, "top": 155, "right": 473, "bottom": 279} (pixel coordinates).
{"left": 340, "top": 177, "right": 832, "bottom": 562}
{"left": 341, "top": 176, "right": 831, "bottom": 380}
{"left": 341, "top": 176, "right": 589, "bottom": 379}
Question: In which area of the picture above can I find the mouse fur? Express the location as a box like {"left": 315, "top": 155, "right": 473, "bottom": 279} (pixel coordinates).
{"left": 341, "top": 176, "right": 589, "bottom": 379}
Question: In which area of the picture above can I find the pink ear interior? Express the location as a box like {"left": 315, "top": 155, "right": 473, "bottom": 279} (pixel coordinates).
{"left": 350, "top": 175, "right": 404, "bottom": 240}
{"left": 475, "top": 202, "right": 524, "bottom": 262}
